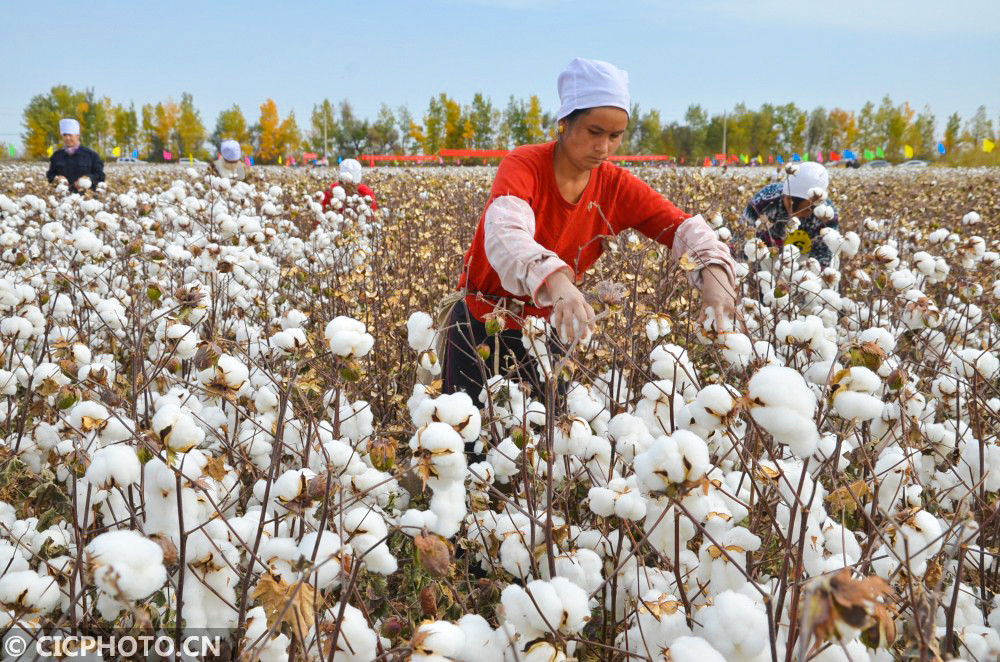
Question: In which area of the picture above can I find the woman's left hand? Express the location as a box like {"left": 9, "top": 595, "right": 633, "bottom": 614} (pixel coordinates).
{"left": 697, "top": 264, "right": 738, "bottom": 332}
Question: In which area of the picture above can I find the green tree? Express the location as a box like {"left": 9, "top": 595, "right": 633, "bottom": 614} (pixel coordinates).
{"left": 214, "top": 104, "right": 250, "bottom": 151}
{"left": 278, "top": 111, "right": 301, "bottom": 155}
{"left": 684, "top": 104, "right": 709, "bottom": 158}
{"left": 856, "top": 101, "right": 877, "bottom": 150}
{"left": 965, "top": 105, "right": 994, "bottom": 147}
{"left": 805, "top": 106, "right": 832, "bottom": 153}
{"left": 176, "top": 92, "right": 206, "bottom": 157}
{"left": 502, "top": 96, "right": 530, "bottom": 147}
{"left": 308, "top": 100, "right": 337, "bottom": 156}
{"left": 396, "top": 105, "right": 417, "bottom": 154}
{"left": 366, "top": 104, "right": 399, "bottom": 154}
{"left": 21, "top": 85, "right": 89, "bottom": 157}
{"left": 112, "top": 103, "right": 138, "bottom": 153}
{"left": 466, "top": 93, "right": 496, "bottom": 150}
{"left": 943, "top": 112, "right": 961, "bottom": 153}
{"left": 336, "top": 101, "right": 368, "bottom": 156}
{"left": 421, "top": 95, "right": 445, "bottom": 154}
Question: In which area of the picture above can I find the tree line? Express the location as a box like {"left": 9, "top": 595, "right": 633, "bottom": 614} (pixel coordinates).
{"left": 11, "top": 84, "right": 1000, "bottom": 165}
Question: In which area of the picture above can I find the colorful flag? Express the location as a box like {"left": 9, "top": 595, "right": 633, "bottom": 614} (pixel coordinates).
{"left": 904, "top": 145, "right": 914, "bottom": 159}
{"left": 756, "top": 155, "right": 762, "bottom": 164}
{"left": 937, "top": 143, "right": 946, "bottom": 155}
{"left": 133, "top": 149, "right": 139, "bottom": 158}
{"left": 112, "top": 146, "right": 120, "bottom": 157}
{"left": 984, "top": 139, "right": 995, "bottom": 153}
{"left": 769, "top": 154, "right": 774, "bottom": 163}
{"left": 703, "top": 156, "right": 712, "bottom": 167}
{"left": 876, "top": 146, "right": 884, "bottom": 158}
{"left": 830, "top": 151, "right": 841, "bottom": 161}
{"left": 792, "top": 153, "right": 801, "bottom": 161}
{"left": 816, "top": 151, "right": 824, "bottom": 163}
{"left": 864, "top": 149, "right": 873, "bottom": 160}
{"left": 844, "top": 149, "right": 856, "bottom": 160}
{"left": 777, "top": 154, "right": 785, "bottom": 164}
{"left": 163, "top": 150, "right": 173, "bottom": 160}
{"left": 8, "top": 145, "right": 14, "bottom": 157}
{"left": 279, "top": 155, "right": 283, "bottom": 164}
{"left": 47, "top": 145, "right": 54, "bottom": 157}
{"left": 740, "top": 154, "right": 748, "bottom": 164}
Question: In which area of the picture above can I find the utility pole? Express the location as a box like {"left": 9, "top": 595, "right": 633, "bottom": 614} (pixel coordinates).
{"left": 722, "top": 111, "right": 728, "bottom": 158}
{"left": 323, "top": 104, "right": 329, "bottom": 166}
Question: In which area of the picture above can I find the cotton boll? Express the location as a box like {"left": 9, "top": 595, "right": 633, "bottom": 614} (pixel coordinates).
{"left": 696, "top": 590, "right": 767, "bottom": 662}
{"left": 501, "top": 578, "right": 590, "bottom": 640}
{"left": 412, "top": 621, "right": 466, "bottom": 659}
{"left": 890, "top": 509, "right": 942, "bottom": 577}
{"left": 645, "top": 314, "right": 672, "bottom": 342}
{"left": 323, "top": 602, "right": 378, "bottom": 661}
{"left": 748, "top": 366, "right": 819, "bottom": 457}
{"left": 0, "top": 570, "right": 61, "bottom": 614}
{"left": 86, "top": 530, "right": 167, "bottom": 600}
{"left": 325, "top": 316, "right": 375, "bottom": 358}
{"left": 429, "top": 481, "right": 467, "bottom": 538}
{"left": 297, "top": 532, "right": 345, "bottom": 590}
{"left": 412, "top": 391, "right": 481, "bottom": 442}
{"left": 553, "top": 416, "right": 592, "bottom": 456}
{"left": 606, "top": 413, "right": 654, "bottom": 462}
{"left": 667, "top": 636, "right": 727, "bottom": 662}
{"left": 151, "top": 403, "right": 206, "bottom": 452}
{"left": 690, "top": 384, "right": 739, "bottom": 431}
{"left": 341, "top": 507, "right": 397, "bottom": 575}
{"left": 831, "top": 367, "right": 884, "bottom": 421}
{"left": 85, "top": 445, "right": 141, "bottom": 489}
{"left": 410, "top": 422, "right": 467, "bottom": 487}
{"left": 268, "top": 328, "right": 308, "bottom": 355}
{"left": 407, "top": 311, "right": 436, "bottom": 352}
{"left": 634, "top": 430, "right": 711, "bottom": 491}
{"left": 650, "top": 344, "right": 698, "bottom": 396}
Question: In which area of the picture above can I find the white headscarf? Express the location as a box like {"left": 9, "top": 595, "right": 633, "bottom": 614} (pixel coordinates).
{"left": 783, "top": 162, "right": 830, "bottom": 199}
{"left": 220, "top": 140, "right": 241, "bottom": 161}
{"left": 59, "top": 118, "right": 80, "bottom": 135}
{"left": 556, "top": 58, "right": 631, "bottom": 121}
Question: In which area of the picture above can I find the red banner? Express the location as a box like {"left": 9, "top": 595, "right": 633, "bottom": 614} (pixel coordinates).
{"left": 439, "top": 149, "right": 510, "bottom": 158}
{"left": 608, "top": 154, "right": 673, "bottom": 162}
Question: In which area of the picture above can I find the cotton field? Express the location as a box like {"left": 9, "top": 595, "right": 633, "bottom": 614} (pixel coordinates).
{"left": 0, "top": 161, "right": 999, "bottom": 661}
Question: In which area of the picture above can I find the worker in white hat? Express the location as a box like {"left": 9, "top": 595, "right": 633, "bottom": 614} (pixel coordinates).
{"left": 46, "top": 118, "right": 105, "bottom": 191}
{"left": 441, "top": 57, "right": 737, "bottom": 439}
{"left": 740, "top": 161, "right": 839, "bottom": 267}
{"left": 210, "top": 139, "right": 252, "bottom": 181}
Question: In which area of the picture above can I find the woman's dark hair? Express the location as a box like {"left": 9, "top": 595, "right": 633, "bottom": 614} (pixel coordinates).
{"left": 561, "top": 108, "right": 591, "bottom": 126}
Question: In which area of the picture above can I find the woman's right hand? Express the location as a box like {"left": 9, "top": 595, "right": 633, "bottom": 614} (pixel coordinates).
{"left": 544, "top": 269, "right": 596, "bottom": 345}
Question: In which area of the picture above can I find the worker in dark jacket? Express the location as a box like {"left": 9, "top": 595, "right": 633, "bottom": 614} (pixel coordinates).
{"left": 46, "top": 119, "right": 105, "bottom": 191}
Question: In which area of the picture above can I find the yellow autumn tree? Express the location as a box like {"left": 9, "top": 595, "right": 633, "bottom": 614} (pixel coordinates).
{"left": 258, "top": 99, "right": 281, "bottom": 163}
{"left": 525, "top": 95, "right": 545, "bottom": 144}
{"left": 441, "top": 93, "right": 465, "bottom": 149}
{"left": 278, "top": 112, "right": 301, "bottom": 156}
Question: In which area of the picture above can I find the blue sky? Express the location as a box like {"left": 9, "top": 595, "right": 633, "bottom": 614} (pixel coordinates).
{"left": 2, "top": 0, "right": 998, "bottom": 142}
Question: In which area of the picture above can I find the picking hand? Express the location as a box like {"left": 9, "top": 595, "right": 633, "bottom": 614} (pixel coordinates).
{"left": 697, "top": 264, "right": 738, "bottom": 333}
{"left": 544, "top": 269, "right": 596, "bottom": 345}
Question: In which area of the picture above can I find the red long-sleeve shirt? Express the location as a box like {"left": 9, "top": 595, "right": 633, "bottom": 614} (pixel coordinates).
{"left": 459, "top": 141, "right": 691, "bottom": 324}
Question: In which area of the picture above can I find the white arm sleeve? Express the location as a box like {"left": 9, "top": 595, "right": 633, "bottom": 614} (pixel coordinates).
{"left": 672, "top": 214, "right": 739, "bottom": 289}
{"left": 483, "top": 195, "right": 571, "bottom": 307}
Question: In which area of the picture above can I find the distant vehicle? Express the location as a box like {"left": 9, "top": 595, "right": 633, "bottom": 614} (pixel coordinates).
{"left": 176, "top": 157, "right": 206, "bottom": 165}
{"left": 116, "top": 156, "right": 143, "bottom": 164}
{"left": 828, "top": 159, "right": 860, "bottom": 169}
{"left": 862, "top": 160, "right": 892, "bottom": 168}
{"left": 899, "top": 159, "right": 929, "bottom": 167}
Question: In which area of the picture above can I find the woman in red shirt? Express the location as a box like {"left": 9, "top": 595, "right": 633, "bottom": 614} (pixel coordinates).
{"left": 445, "top": 58, "right": 737, "bottom": 404}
